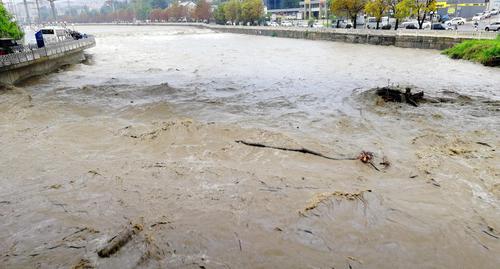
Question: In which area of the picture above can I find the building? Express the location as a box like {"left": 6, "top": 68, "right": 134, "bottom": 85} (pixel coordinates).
{"left": 265, "top": 0, "right": 328, "bottom": 19}
{"left": 490, "top": 0, "right": 500, "bottom": 9}
{"left": 299, "top": 0, "right": 328, "bottom": 19}
{"left": 265, "top": 0, "right": 301, "bottom": 18}
{"left": 436, "top": 0, "right": 488, "bottom": 19}
{"left": 179, "top": 1, "right": 196, "bottom": 11}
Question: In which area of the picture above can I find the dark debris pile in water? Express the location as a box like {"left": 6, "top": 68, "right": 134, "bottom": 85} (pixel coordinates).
{"left": 370, "top": 86, "right": 499, "bottom": 111}
{"left": 375, "top": 86, "right": 424, "bottom": 107}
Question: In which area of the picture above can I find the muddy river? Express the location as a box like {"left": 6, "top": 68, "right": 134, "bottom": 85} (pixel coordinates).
{"left": 1, "top": 25, "right": 499, "bottom": 268}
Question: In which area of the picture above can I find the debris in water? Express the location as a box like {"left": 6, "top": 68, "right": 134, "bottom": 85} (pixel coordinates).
{"left": 347, "top": 256, "right": 363, "bottom": 264}
{"left": 49, "top": 184, "right": 62, "bottom": 189}
{"left": 88, "top": 170, "right": 102, "bottom": 176}
{"left": 379, "top": 156, "right": 391, "bottom": 168}
{"left": 357, "top": 151, "right": 380, "bottom": 171}
{"left": 235, "top": 140, "right": 356, "bottom": 161}
{"left": 150, "top": 221, "right": 170, "bottom": 228}
{"left": 483, "top": 226, "right": 499, "bottom": 239}
{"left": 476, "top": 142, "right": 492, "bottom": 148}
{"left": 300, "top": 190, "right": 372, "bottom": 214}
{"left": 97, "top": 223, "right": 143, "bottom": 258}
{"left": 357, "top": 151, "right": 374, "bottom": 163}
{"left": 428, "top": 178, "right": 441, "bottom": 187}
{"left": 376, "top": 86, "right": 424, "bottom": 107}
{"left": 73, "top": 258, "right": 94, "bottom": 269}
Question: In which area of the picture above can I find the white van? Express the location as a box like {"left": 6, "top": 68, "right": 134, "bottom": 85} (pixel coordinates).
{"left": 365, "top": 17, "right": 395, "bottom": 29}
{"left": 39, "top": 27, "right": 72, "bottom": 45}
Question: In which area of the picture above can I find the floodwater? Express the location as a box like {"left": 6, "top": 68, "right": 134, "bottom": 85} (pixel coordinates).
{"left": 1, "top": 25, "right": 499, "bottom": 268}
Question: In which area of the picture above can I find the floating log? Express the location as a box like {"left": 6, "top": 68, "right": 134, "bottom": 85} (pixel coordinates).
{"left": 97, "top": 224, "right": 143, "bottom": 258}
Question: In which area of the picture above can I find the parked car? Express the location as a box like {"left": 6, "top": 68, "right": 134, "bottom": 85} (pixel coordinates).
{"left": 402, "top": 21, "right": 431, "bottom": 29}
{"left": 281, "top": 21, "right": 293, "bottom": 27}
{"left": 0, "top": 38, "right": 18, "bottom": 55}
{"left": 269, "top": 21, "right": 279, "bottom": 27}
{"left": 431, "top": 23, "right": 454, "bottom": 30}
{"left": 312, "top": 22, "right": 324, "bottom": 28}
{"left": 405, "top": 23, "right": 418, "bottom": 29}
{"left": 485, "top": 21, "right": 500, "bottom": 31}
{"left": 298, "top": 21, "right": 309, "bottom": 27}
{"left": 445, "top": 17, "right": 466, "bottom": 25}
{"left": 491, "top": 9, "right": 499, "bottom": 15}
{"left": 381, "top": 24, "right": 392, "bottom": 30}
{"left": 439, "top": 14, "right": 450, "bottom": 23}
{"left": 472, "top": 13, "right": 485, "bottom": 21}
{"left": 336, "top": 20, "right": 353, "bottom": 28}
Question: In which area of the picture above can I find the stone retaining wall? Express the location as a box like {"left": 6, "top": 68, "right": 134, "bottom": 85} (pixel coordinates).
{"left": 210, "top": 27, "right": 470, "bottom": 50}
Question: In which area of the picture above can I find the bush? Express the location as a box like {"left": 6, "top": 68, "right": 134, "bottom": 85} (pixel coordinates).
{"left": 443, "top": 35, "right": 500, "bottom": 66}
{"left": 0, "top": 4, "right": 24, "bottom": 40}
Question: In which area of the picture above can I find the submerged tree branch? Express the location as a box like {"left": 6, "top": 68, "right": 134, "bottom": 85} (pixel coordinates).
{"left": 235, "top": 140, "right": 357, "bottom": 161}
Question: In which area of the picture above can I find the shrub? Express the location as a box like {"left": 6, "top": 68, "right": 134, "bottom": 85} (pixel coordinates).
{"left": 443, "top": 36, "right": 500, "bottom": 67}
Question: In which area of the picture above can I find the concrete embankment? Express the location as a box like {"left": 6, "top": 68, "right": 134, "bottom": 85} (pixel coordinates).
{"left": 0, "top": 37, "right": 95, "bottom": 85}
{"left": 204, "top": 25, "right": 491, "bottom": 50}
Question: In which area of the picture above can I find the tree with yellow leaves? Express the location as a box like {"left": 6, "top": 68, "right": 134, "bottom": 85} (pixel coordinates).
{"left": 397, "top": 0, "right": 436, "bottom": 29}
{"left": 330, "top": 0, "right": 367, "bottom": 29}
{"left": 365, "top": 0, "right": 389, "bottom": 29}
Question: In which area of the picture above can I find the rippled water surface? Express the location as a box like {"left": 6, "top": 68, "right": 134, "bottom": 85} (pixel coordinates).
{"left": 1, "top": 25, "right": 499, "bottom": 269}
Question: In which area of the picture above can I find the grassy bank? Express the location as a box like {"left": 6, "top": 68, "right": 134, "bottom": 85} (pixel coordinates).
{"left": 443, "top": 35, "right": 500, "bottom": 66}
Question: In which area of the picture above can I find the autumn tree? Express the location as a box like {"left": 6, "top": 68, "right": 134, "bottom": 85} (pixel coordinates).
{"left": 365, "top": 0, "right": 388, "bottom": 29}
{"left": 194, "top": 0, "right": 211, "bottom": 21}
{"left": 241, "top": 0, "right": 264, "bottom": 24}
{"left": 149, "top": 8, "right": 166, "bottom": 21}
{"left": 397, "top": 0, "right": 436, "bottom": 29}
{"left": 390, "top": 0, "right": 409, "bottom": 29}
{"left": 224, "top": 0, "right": 241, "bottom": 24}
{"left": 167, "top": 1, "right": 183, "bottom": 21}
{"left": 330, "top": 0, "right": 367, "bottom": 28}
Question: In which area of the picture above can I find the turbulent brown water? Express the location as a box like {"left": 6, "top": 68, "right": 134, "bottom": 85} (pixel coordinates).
{"left": 1, "top": 25, "right": 499, "bottom": 269}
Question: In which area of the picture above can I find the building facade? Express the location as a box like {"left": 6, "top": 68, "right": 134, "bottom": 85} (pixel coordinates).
{"left": 265, "top": 0, "right": 302, "bottom": 17}
{"left": 436, "top": 0, "right": 488, "bottom": 19}
{"left": 265, "top": 0, "right": 328, "bottom": 19}
{"left": 490, "top": 0, "right": 500, "bottom": 9}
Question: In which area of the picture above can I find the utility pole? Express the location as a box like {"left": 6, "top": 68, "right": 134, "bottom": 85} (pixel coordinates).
{"left": 23, "top": 0, "right": 31, "bottom": 24}
{"left": 47, "top": 0, "right": 57, "bottom": 21}
{"left": 35, "top": 0, "right": 41, "bottom": 23}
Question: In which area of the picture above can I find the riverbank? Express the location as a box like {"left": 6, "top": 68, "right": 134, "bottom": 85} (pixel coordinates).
{"left": 79, "top": 22, "right": 498, "bottom": 50}
{"left": 443, "top": 35, "right": 500, "bottom": 66}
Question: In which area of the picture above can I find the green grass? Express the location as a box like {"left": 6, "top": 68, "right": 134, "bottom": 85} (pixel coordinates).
{"left": 443, "top": 35, "right": 500, "bottom": 66}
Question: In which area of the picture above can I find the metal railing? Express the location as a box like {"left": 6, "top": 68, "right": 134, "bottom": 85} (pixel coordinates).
{"left": 0, "top": 36, "right": 96, "bottom": 68}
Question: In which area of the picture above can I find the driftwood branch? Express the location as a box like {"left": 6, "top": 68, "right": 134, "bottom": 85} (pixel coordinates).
{"left": 235, "top": 140, "right": 356, "bottom": 161}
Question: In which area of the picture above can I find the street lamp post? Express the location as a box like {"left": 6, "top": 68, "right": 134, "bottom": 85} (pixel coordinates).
{"left": 47, "top": 0, "right": 57, "bottom": 21}
{"left": 35, "top": 0, "right": 41, "bottom": 23}
{"left": 23, "top": 0, "right": 31, "bottom": 24}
